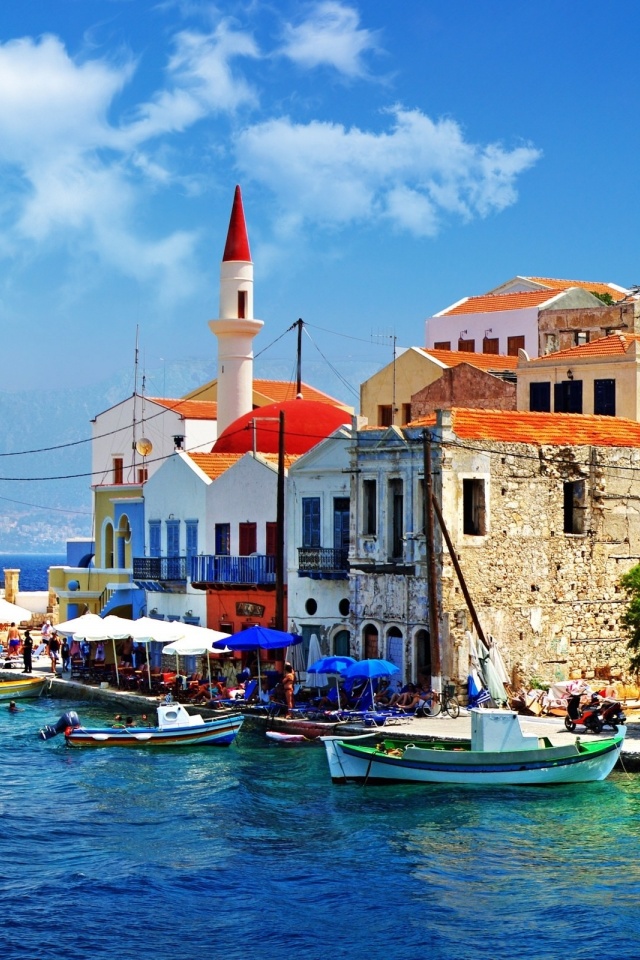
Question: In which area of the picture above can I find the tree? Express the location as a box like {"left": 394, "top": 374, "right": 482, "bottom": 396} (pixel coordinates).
{"left": 591, "top": 291, "right": 615, "bottom": 305}
{"left": 619, "top": 564, "right": 640, "bottom": 671}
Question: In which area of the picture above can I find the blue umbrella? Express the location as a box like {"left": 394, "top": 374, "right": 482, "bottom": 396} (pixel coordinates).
{"left": 345, "top": 659, "right": 400, "bottom": 712}
{"left": 308, "top": 656, "right": 356, "bottom": 709}
{"left": 212, "top": 626, "right": 302, "bottom": 694}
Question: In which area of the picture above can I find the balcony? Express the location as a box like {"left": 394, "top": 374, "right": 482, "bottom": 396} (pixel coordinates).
{"left": 133, "top": 556, "right": 188, "bottom": 583}
{"left": 297, "top": 547, "right": 349, "bottom": 580}
{"left": 191, "top": 554, "right": 276, "bottom": 588}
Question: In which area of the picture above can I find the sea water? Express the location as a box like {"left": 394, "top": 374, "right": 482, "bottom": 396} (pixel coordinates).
{"left": 0, "top": 554, "right": 65, "bottom": 592}
{"left": 1, "top": 696, "right": 640, "bottom": 960}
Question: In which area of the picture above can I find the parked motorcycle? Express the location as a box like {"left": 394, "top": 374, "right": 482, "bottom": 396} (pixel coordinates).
{"left": 564, "top": 694, "right": 603, "bottom": 734}
{"left": 598, "top": 697, "right": 626, "bottom": 730}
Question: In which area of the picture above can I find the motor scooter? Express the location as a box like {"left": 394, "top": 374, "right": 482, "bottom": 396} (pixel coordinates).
{"left": 564, "top": 694, "right": 603, "bottom": 733}
{"left": 598, "top": 697, "right": 626, "bottom": 730}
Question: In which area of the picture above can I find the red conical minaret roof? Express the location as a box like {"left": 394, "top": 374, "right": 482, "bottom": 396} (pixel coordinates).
{"left": 222, "top": 185, "right": 251, "bottom": 262}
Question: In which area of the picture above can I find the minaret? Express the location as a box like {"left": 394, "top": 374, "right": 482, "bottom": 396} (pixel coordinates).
{"left": 209, "top": 185, "right": 264, "bottom": 435}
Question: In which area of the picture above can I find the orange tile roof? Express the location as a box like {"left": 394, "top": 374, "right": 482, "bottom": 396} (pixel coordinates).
{"left": 525, "top": 277, "right": 629, "bottom": 301}
{"left": 529, "top": 334, "right": 640, "bottom": 363}
{"left": 148, "top": 398, "right": 217, "bottom": 420}
{"left": 425, "top": 348, "right": 519, "bottom": 370}
{"left": 187, "top": 453, "right": 244, "bottom": 479}
{"left": 440, "top": 290, "right": 563, "bottom": 315}
{"left": 187, "top": 451, "right": 299, "bottom": 479}
{"left": 410, "top": 407, "right": 640, "bottom": 448}
{"left": 252, "top": 379, "right": 351, "bottom": 410}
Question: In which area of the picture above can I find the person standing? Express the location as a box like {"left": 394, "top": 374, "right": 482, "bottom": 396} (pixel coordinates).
{"left": 282, "top": 661, "right": 296, "bottom": 716}
{"left": 22, "top": 630, "right": 33, "bottom": 674}
{"left": 7, "top": 623, "right": 21, "bottom": 658}
{"left": 48, "top": 632, "right": 61, "bottom": 676}
{"left": 60, "top": 638, "right": 71, "bottom": 673}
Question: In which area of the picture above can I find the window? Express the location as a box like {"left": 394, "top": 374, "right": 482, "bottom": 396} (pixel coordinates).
{"left": 215, "top": 523, "right": 230, "bottom": 556}
{"left": 305, "top": 598, "right": 318, "bottom": 615}
{"left": 113, "top": 457, "right": 124, "bottom": 485}
{"left": 186, "top": 521, "right": 198, "bottom": 562}
{"left": 378, "top": 405, "right": 393, "bottom": 426}
{"left": 238, "top": 290, "right": 247, "bottom": 318}
{"left": 166, "top": 520, "right": 180, "bottom": 557}
{"left": 302, "top": 497, "right": 321, "bottom": 548}
{"left": 507, "top": 335, "right": 525, "bottom": 356}
{"left": 389, "top": 478, "right": 404, "bottom": 558}
{"left": 363, "top": 480, "right": 377, "bottom": 536}
{"left": 594, "top": 379, "right": 616, "bottom": 416}
{"left": 266, "top": 521, "right": 278, "bottom": 556}
{"left": 239, "top": 522, "right": 257, "bottom": 556}
{"left": 530, "top": 382, "right": 551, "bottom": 412}
{"left": 555, "top": 380, "right": 583, "bottom": 414}
{"left": 333, "top": 498, "right": 350, "bottom": 552}
{"left": 458, "top": 338, "right": 475, "bottom": 352}
{"left": 137, "top": 467, "right": 148, "bottom": 483}
{"left": 149, "top": 521, "right": 161, "bottom": 558}
{"left": 483, "top": 337, "right": 500, "bottom": 355}
{"left": 463, "top": 479, "right": 486, "bottom": 536}
{"left": 575, "top": 331, "right": 588, "bottom": 346}
{"left": 434, "top": 341, "right": 451, "bottom": 350}
{"left": 402, "top": 403, "right": 412, "bottom": 424}
{"left": 564, "top": 481, "right": 585, "bottom": 534}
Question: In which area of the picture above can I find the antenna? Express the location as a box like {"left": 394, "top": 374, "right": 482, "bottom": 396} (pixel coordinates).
{"left": 371, "top": 328, "right": 398, "bottom": 425}
{"left": 132, "top": 325, "right": 140, "bottom": 479}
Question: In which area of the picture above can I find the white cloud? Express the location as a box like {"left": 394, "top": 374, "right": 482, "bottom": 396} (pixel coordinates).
{"left": 235, "top": 108, "right": 541, "bottom": 238}
{"left": 280, "top": 1, "right": 378, "bottom": 78}
{"left": 0, "top": 26, "right": 257, "bottom": 301}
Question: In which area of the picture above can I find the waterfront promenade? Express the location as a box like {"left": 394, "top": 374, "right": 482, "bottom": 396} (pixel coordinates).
{"left": 4, "top": 658, "right": 640, "bottom": 770}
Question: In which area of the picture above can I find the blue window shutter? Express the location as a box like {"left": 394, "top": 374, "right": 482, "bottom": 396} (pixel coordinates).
{"left": 149, "top": 521, "right": 161, "bottom": 557}
{"left": 302, "top": 497, "right": 321, "bottom": 548}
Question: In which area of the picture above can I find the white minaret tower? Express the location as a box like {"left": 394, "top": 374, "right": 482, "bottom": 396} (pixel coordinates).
{"left": 209, "top": 185, "right": 264, "bottom": 435}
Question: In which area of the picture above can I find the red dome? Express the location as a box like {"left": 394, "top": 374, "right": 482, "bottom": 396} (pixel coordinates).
{"left": 213, "top": 399, "right": 349, "bottom": 455}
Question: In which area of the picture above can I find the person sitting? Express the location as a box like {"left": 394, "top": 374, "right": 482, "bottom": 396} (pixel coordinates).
{"left": 388, "top": 683, "right": 417, "bottom": 708}
{"left": 374, "top": 680, "right": 395, "bottom": 707}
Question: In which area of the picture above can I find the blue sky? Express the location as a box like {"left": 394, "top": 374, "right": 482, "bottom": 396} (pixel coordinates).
{"left": 1, "top": 0, "right": 639, "bottom": 399}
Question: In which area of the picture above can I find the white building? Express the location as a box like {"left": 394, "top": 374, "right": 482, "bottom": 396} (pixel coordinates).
{"left": 286, "top": 424, "right": 353, "bottom": 660}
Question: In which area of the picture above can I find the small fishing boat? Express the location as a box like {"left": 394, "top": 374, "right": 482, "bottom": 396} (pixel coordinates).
{"left": 40, "top": 702, "right": 244, "bottom": 748}
{"left": 0, "top": 677, "right": 47, "bottom": 700}
{"left": 322, "top": 709, "right": 626, "bottom": 786}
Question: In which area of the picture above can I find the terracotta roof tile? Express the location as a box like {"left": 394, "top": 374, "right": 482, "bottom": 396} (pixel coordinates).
{"left": 426, "top": 348, "right": 519, "bottom": 370}
{"left": 525, "top": 277, "right": 629, "bottom": 301}
{"left": 529, "top": 334, "right": 640, "bottom": 363}
{"left": 252, "top": 379, "right": 352, "bottom": 410}
{"left": 440, "top": 290, "right": 563, "bottom": 316}
{"left": 148, "top": 398, "right": 217, "bottom": 420}
{"left": 187, "top": 453, "right": 244, "bottom": 479}
{"left": 411, "top": 408, "right": 640, "bottom": 448}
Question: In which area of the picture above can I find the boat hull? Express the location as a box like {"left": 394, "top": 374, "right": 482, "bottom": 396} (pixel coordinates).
{"left": 0, "top": 678, "right": 47, "bottom": 700}
{"left": 322, "top": 732, "right": 625, "bottom": 785}
{"left": 66, "top": 714, "right": 244, "bottom": 748}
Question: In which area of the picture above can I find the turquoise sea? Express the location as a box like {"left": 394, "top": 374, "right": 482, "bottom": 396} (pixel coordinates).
{"left": 2, "top": 696, "right": 640, "bottom": 960}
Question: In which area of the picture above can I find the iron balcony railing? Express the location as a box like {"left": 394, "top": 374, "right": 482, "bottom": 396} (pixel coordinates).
{"left": 191, "top": 554, "right": 276, "bottom": 585}
{"left": 133, "top": 556, "right": 188, "bottom": 581}
{"left": 297, "top": 547, "right": 349, "bottom": 573}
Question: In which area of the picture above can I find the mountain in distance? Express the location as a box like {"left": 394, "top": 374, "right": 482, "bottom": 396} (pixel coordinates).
{"left": 0, "top": 357, "right": 377, "bottom": 552}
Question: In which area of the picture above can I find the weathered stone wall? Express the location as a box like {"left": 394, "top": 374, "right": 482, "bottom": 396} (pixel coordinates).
{"left": 539, "top": 302, "right": 640, "bottom": 354}
{"left": 438, "top": 436, "right": 640, "bottom": 685}
{"left": 411, "top": 366, "right": 516, "bottom": 419}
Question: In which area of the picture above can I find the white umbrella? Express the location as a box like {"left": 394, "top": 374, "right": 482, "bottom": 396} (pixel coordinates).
{"left": 54, "top": 613, "right": 106, "bottom": 637}
{"left": 0, "top": 598, "right": 33, "bottom": 623}
{"left": 306, "top": 634, "right": 326, "bottom": 687}
{"left": 163, "top": 629, "right": 231, "bottom": 697}
{"left": 69, "top": 614, "right": 134, "bottom": 687}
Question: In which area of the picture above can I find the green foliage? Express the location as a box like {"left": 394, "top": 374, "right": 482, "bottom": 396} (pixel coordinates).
{"left": 591, "top": 291, "right": 614, "bottom": 305}
{"left": 619, "top": 564, "right": 640, "bottom": 671}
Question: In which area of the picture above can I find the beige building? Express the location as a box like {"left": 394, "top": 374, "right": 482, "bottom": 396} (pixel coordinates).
{"left": 517, "top": 333, "right": 640, "bottom": 420}
{"left": 360, "top": 347, "right": 517, "bottom": 426}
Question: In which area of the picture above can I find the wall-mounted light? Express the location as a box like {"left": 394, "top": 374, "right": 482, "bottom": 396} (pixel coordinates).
{"left": 484, "top": 328, "right": 493, "bottom": 338}
{"left": 459, "top": 330, "right": 468, "bottom": 340}
{"left": 168, "top": 513, "right": 175, "bottom": 520}
{"left": 567, "top": 369, "right": 574, "bottom": 381}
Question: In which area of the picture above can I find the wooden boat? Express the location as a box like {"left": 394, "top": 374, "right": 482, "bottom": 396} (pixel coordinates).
{"left": 40, "top": 702, "right": 243, "bottom": 748}
{"left": 322, "top": 709, "right": 626, "bottom": 786}
{"left": 0, "top": 677, "right": 47, "bottom": 700}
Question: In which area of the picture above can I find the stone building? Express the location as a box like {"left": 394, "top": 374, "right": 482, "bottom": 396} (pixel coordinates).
{"left": 348, "top": 408, "right": 640, "bottom": 688}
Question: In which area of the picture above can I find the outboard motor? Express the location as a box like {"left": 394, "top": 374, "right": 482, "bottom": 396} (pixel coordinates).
{"left": 39, "top": 710, "right": 80, "bottom": 741}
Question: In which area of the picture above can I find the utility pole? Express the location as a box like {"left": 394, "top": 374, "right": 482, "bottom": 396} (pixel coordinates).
{"left": 295, "top": 318, "right": 303, "bottom": 397}
{"left": 275, "top": 411, "right": 286, "bottom": 631}
{"left": 423, "top": 429, "right": 442, "bottom": 690}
